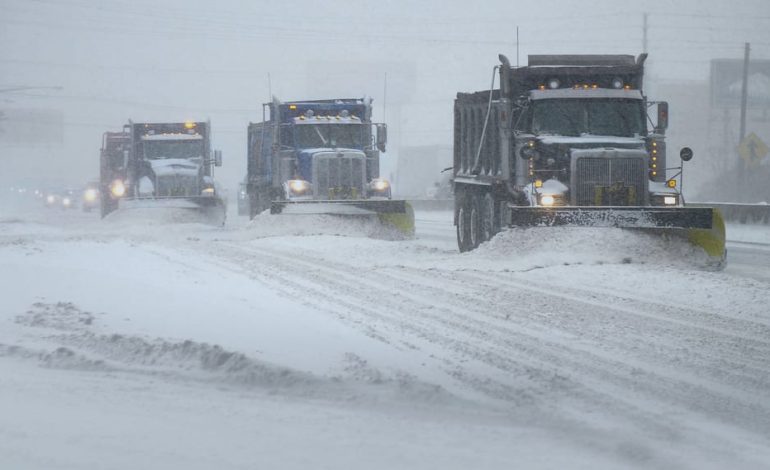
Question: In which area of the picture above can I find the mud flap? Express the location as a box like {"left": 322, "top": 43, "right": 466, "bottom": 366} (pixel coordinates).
{"left": 686, "top": 207, "right": 726, "bottom": 269}
{"left": 202, "top": 199, "right": 227, "bottom": 226}
{"left": 377, "top": 202, "right": 415, "bottom": 238}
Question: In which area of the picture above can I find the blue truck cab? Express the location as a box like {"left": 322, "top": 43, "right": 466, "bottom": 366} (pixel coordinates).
{"left": 246, "top": 97, "right": 394, "bottom": 217}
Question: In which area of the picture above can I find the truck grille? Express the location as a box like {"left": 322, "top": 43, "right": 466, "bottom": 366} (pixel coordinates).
{"left": 572, "top": 150, "right": 648, "bottom": 206}
{"left": 314, "top": 155, "right": 366, "bottom": 199}
{"left": 156, "top": 175, "right": 199, "bottom": 197}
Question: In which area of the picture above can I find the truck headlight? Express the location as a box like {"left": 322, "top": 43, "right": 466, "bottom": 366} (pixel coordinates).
{"left": 46, "top": 194, "right": 56, "bottom": 204}
{"left": 664, "top": 196, "right": 677, "bottom": 205}
{"left": 370, "top": 178, "right": 390, "bottom": 192}
{"left": 110, "top": 180, "right": 126, "bottom": 198}
{"left": 287, "top": 179, "right": 311, "bottom": 195}
{"left": 201, "top": 187, "right": 215, "bottom": 196}
{"left": 540, "top": 195, "right": 555, "bottom": 206}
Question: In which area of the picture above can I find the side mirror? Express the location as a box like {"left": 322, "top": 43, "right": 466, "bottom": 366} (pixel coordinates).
{"left": 656, "top": 101, "right": 669, "bottom": 133}
{"left": 375, "top": 124, "right": 387, "bottom": 153}
{"left": 680, "top": 147, "right": 693, "bottom": 162}
{"left": 214, "top": 150, "right": 222, "bottom": 167}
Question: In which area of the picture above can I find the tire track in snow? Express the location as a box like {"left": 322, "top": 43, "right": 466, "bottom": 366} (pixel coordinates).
{"left": 199, "top": 240, "right": 770, "bottom": 446}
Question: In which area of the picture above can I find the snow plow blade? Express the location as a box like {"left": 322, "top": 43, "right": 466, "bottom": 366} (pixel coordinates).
{"left": 509, "top": 206, "right": 726, "bottom": 267}
{"left": 111, "top": 196, "right": 226, "bottom": 226}
{"left": 270, "top": 199, "right": 415, "bottom": 237}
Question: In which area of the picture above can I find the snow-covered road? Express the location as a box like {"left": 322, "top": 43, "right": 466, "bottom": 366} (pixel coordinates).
{"left": 1, "top": 199, "right": 769, "bottom": 469}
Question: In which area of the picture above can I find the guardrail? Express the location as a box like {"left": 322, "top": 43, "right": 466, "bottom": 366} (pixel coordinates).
{"left": 408, "top": 198, "right": 770, "bottom": 226}
{"left": 407, "top": 198, "right": 453, "bottom": 211}
{"left": 689, "top": 202, "right": 770, "bottom": 225}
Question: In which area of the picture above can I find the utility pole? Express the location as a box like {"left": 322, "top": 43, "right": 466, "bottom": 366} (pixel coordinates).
{"left": 738, "top": 42, "right": 751, "bottom": 182}
{"left": 739, "top": 42, "right": 750, "bottom": 142}
{"left": 383, "top": 72, "right": 387, "bottom": 122}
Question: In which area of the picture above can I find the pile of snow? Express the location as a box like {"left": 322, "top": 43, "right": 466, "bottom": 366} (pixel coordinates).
{"left": 475, "top": 226, "right": 712, "bottom": 270}
{"left": 104, "top": 204, "right": 224, "bottom": 227}
{"left": 244, "top": 212, "right": 408, "bottom": 240}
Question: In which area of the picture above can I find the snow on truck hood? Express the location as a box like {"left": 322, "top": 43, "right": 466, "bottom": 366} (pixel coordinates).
{"left": 141, "top": 134, "right": 203, "bottom": 141}
{"left": 298, "top": 148, "right": 366, "bottom": 157}
{"left": 537, "top": 135, "right": 645, "bottom": 146}
{"left": 299, "top": 147, "right": 364, "bottom": 154}
{"left": 149, "top": 158, "right": 201, "bottom": 177}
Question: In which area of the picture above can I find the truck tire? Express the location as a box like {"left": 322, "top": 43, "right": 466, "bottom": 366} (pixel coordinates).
{"left": 249, "top": 192, "right": 260, "bottom": 219}
{"left": 456, "top": 192, "right": 473, "bottom": 252}
{"left": 468, "top": 193, "right": 482, "bottom": 249}
{"left": 479, "top": 192, "right": 496, "bottom": 242}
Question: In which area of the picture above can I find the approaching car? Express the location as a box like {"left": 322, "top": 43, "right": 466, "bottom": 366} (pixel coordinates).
{"left": 81, "top": 182, "right": 100, "bottom": 212}
{"left": 44, "top": 189, "right": 78, "bottom": 210}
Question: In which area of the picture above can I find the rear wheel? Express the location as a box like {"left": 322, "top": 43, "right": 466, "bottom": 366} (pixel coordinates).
{"left": 479, "top": 192, "right": 496, "bottom": 243}
{"left": 456, "top": 192, "right": 473, "bottom": 252}
{"left": 469, "top": 195, "right": 481, "bottom": 249}
{"left": 249, "top": 191, "right": 260, "bottom": 219}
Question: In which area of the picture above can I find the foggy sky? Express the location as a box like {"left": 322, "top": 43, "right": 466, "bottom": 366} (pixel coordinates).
{"left": 1, "top": 0, "right": 768, "bottom": 195}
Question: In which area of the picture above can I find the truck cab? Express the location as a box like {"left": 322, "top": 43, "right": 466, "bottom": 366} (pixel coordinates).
{"left": 452, "top": 54, "right": 719, "bottom": 257}
{"left": 247, "top": 98, "right": 390, "bottom": 217}
{"left": 100, "top": 121, "right": 224, "bottom": 221}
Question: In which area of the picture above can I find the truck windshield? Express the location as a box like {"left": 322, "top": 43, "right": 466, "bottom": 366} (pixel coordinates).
{"left": 294, "top": 124, "right": 365, "bottom": 149}
{"left": 143, "top": 140, "right": 204, "bottom": 160}
{"left": 531, "top": 99, "right": 645, "bottom": 137}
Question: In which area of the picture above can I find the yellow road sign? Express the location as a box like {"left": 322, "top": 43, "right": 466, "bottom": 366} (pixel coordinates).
{"left": 738, "top": 132, "right": 769, "bottom": 166}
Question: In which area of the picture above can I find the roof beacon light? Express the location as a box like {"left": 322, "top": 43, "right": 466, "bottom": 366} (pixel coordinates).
{"left": 611, "top": 77, "right": 624, "bottom": 89}
{"left": 184, "top": 121, "right": 196, "bottom": 129}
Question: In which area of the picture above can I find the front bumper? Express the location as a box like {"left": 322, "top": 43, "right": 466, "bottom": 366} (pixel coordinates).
{"left": 271, "top": 199, "right": 408, "bottom": 215}
{"left": 509, "top": 206, "right": 714, "bottom": 229}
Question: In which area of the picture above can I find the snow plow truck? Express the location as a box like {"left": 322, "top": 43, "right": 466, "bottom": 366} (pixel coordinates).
{"left": 245, "top": 97, "right": 414, "bottom": 237}
{"left": 100, "top": 120, "right": 225, "bottom": 225}
{"left": 453, "top": 53, "right": 725, "bottom": 267}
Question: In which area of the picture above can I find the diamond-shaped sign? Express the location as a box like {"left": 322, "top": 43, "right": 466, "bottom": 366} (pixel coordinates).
{"left": 738, "top": 132, "right": 768, "bottom": 166}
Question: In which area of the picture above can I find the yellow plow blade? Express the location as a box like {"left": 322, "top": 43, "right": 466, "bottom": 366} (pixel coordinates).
{"left": 377, "top": 202, "right": 415, "bottom": 238}
{"left": 687, "top": 207, "right": 726, "bottom": 269}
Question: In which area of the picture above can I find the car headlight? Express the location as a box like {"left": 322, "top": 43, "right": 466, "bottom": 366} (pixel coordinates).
{"left": 110, "top": 180, "right": 126, "bottom": 198}
{"left": 84, "top": 189, "right": 98, "bottom": 202}
{"left": 62, "top": 197, "right": 72, "bottom": 206}
{"left": 46, "top": 195, "right": 56, "bottom": 204}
